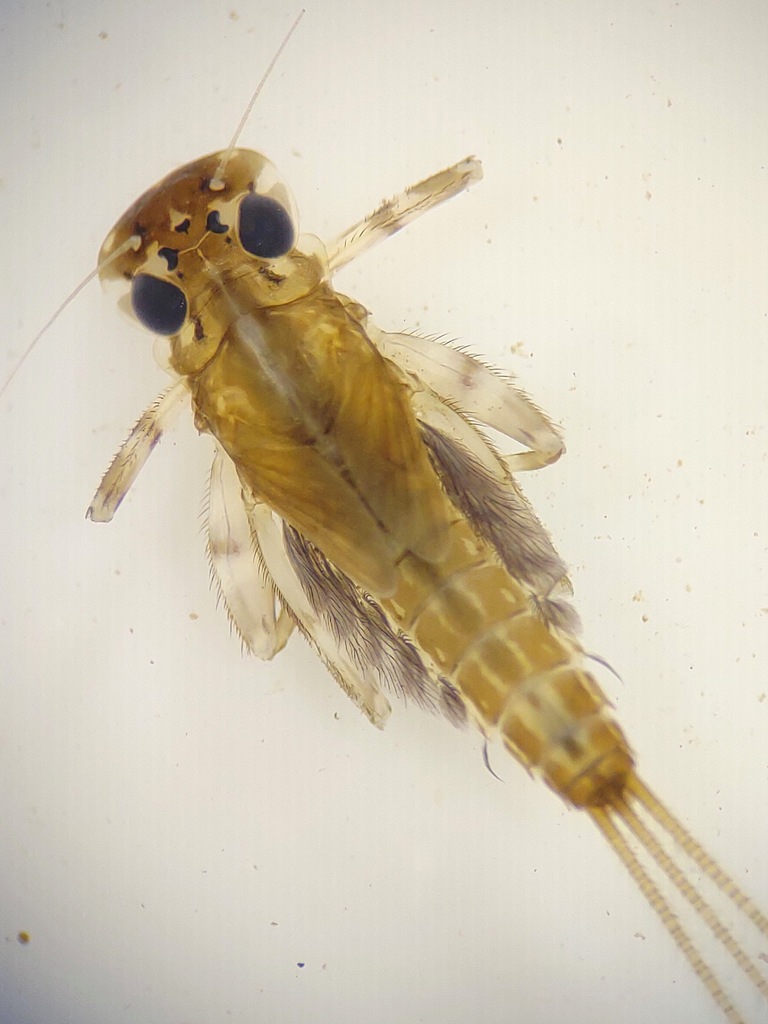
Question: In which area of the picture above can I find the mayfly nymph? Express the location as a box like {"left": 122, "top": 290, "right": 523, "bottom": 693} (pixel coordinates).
{"left": 81, "top": 138, "right": 768, "bottom": 1024}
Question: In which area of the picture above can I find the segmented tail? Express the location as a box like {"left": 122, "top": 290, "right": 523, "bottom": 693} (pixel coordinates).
{"left": 590, "top": 775, "right": 768, "bottom": 1024}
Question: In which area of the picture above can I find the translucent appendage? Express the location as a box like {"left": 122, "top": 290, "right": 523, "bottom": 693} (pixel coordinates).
{"left": 207, "top": 446, "right": 294, "bottom": 659}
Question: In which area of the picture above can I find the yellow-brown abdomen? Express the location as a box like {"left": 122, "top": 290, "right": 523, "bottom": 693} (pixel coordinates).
{"left": 383, "top": 518, "right": 634, "bottom": 808}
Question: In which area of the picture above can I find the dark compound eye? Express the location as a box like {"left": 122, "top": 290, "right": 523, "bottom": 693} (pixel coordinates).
{"left": 238, "top": 193, "right": 295, "bottom": 258}
{"left": 131, "top": 274, "right": 187, "bottom": 335}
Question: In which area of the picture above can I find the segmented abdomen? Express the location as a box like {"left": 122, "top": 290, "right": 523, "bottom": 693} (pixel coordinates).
{"left": 383, "top": 518, "right": 634, "bottom": 808}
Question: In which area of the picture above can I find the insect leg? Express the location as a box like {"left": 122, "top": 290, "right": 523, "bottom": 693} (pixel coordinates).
{"left": 207, "top": 445, "right": 294, "bottom": 659}
{"left": 244, "top": 501, "right": 392, "bottom": 729}
{"left": 87, "top": 378, "right": 189, "bottom": 523}
{"left": 326, "top": 158, "right": 483, "bottom": 272}
{"left": 369, "top": 327, "right": 564, "bottom": 470}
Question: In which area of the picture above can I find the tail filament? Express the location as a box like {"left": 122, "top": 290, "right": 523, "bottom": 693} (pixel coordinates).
{"left": 589, "top": 776, "right": 767, "bottom": 1024}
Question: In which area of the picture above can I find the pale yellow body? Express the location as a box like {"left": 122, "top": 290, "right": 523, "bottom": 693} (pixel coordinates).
{"left": 384, "top": 518, "right": 632, "bottom": 807}
{"left": 90, "top": 147, "right": 767, "bottom": 1024}
{"left": 190, "top": 265, "right": 632, "bottom": 808}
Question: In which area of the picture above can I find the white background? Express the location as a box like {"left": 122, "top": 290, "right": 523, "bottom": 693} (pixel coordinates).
{"left": 1, "top": 2, "right": 768, "bottom": 1023}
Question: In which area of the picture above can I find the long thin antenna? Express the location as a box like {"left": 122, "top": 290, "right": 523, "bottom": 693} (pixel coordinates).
{"left": 2, "top": 12, "right": 307, "bottom": 401}
{"left": 0, "top": 234, "right": 140, "bottom": 401}
{"left": 210, "top": 8, "right": 306, "bottom": 190}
